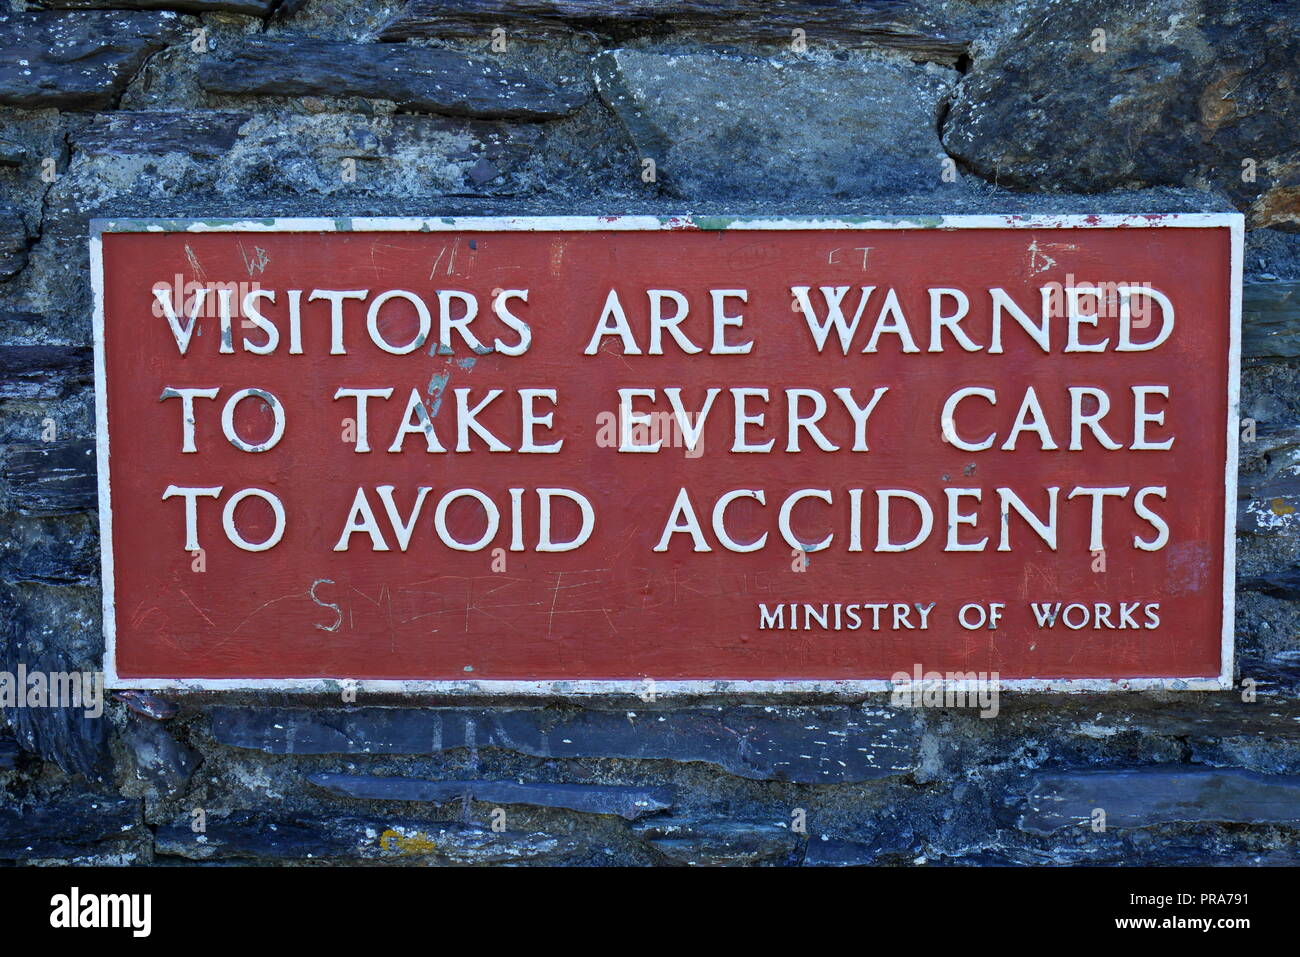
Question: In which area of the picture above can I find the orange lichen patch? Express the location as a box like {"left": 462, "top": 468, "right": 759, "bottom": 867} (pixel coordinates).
{"left": 1251, "top": 184, "right": 1300, "bottom": 229}
{"left": 1198, "top": 71, "right": 1245, "bottom": 132}
{"left": 378, "top": 828, "right": 439, "bottom": 855}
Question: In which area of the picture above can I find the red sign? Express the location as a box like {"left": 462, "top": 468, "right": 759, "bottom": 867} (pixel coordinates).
{"left": 92, "top": 215, "right": 1241, "bottom": 692}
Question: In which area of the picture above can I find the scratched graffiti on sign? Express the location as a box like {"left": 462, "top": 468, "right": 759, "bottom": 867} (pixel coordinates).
{"left": 91, "top": 215, "right": 1241, "bottom": 690}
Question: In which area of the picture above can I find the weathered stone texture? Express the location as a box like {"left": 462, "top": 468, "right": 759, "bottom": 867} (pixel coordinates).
{"left": 1018, "top": 768, "right": 1300, "bottom": 834}
{"left": 632, "top": 815, "right": 803, "bottom": 866}
{"left": 124, "top": 718, "right": 200, "bottom": 793}
{"left": 0, "top": 10, "right": 185, "bottom": 110}
{"left": 942, "top": 0, "right": 1300, "bottom": 226}
{"left": 0, "top": 208, "right": 28, "bottom": 280}
{"left": 155, "top": 812, "right": 584, "bottom": 863}
{"left": 212, "top": 705, "right": 920, "bottom": 783}
{"left": 2, "top": 440, "right": 97, "bottom": 514}
{"left": 379, "top": 0, "right": 974, "bottom": 65}
{"left": 1244, "top": 281, "right": 1300, "bottom": 358}
{"left": 595, "top": 48, "right": 957, "bottom": 199}
{"left": 37, "top": 0, "right": 275, "bottom": 14}
{"left": 0, "top": 514, "right": 98, "bottom": 586}
{"left": 0, "top": 345, "right": 92, "bottom": 399}
{"left": 197, "top": 37, "right": 587, "bottom": 120}
{"left": 0, "top": 796, "right": 138, "bottom": 859}
{"left": 74, "top": 110, "right": 250, "bottom": 158}
{"left": 0, "top": 589, "right": 110, "bottom": 789}
{"left": 308, "top": 772, "right": 673, "bottom": 819}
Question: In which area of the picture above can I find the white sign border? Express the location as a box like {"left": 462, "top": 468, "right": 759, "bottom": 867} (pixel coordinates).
{"left": 91, "top": 213, "right": 1243, "bottom": 695}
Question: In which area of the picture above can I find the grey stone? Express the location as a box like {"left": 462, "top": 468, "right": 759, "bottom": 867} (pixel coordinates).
{"left": 308, "top": 772, "right": 673, "bottom": 819}
{"left": 1018, "top": 767, "right": 1300, "bottom": 834}
{"left": 0, "top": 311, "right": 47, "bottom": 339}
{"left": 0, "top": 10, "right": 185, "bottom": 110}
{"left": 0, "top": 595, "right": 110, "bottom": 784}
{"left": 2, "top": 440, "right": 98, "bottom": 515}
{"left": 0, "top": 346, "right": 92, "bottom": 400}
{"left": 112, "top": 690, "right": 179, "bottom": 721}
{"left": 632, "top": 815, "right": 802, "bottom": 866}
{"left": 594, "top": 47, "right": 956, "bottom": 199}
{"left": 0, "top": 207, "right": 27, "bottom": 280}
{"left": 0, "top": 795, "right": 138, "bottom": 859}
{"left": 466, "top": 156, "right": 499, "bottom": 185}
{"left": 211, "top": 705, "right": 920, "bottom": 783}
{"left": 44, "top": 110, "right": 547, "bottom": 218}
{"left": 1236, "top": 408, "right": 1300, "bottom": 535}
{"left": 938, "top": 839, "right": 1300, "bottom": 867}
{"left": 942, "top": 0, "right": 1300, "bottom": 227}
{"left": 1244, "top": 281, "right": 1300, "bottom": 358}
{"left": 197, "top": 37, "right": 587, "bottom": 120}
{"left": 1235, "top": 652, "right": 1300, "bottom": 698}
{"left": 1239, "top": 467, "right": 1300, "bottom": 535}
{"left": 379, "top": 0, "right": 973, "bottom": 65}
{"left": 999, "top": 693, "right": 1300, "bottom": 742}
{"left": 803, "top": 827, "right": 921, "bottom": 866}
{"left": 0, "top": 138, "right": 26, "bottom": 166}
{"left": 1240, "top": 567, "right": 1300, "bottom": 602}
{"left": 124, "top": 718, "right": 199, "bottom": 792}
{"left": 156, "top": 812, "right": 582, "bottom": 863}
{"left": 36, "top": 0, "right": 274, "bottom": 14}
{"left": 0, "top": 516, "right": 98, "bottom": 587}
{"left": 73, "top": 111, "right": 250, "bottom": 158}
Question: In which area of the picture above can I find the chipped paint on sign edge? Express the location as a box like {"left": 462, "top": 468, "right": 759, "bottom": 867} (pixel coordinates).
{"left": 92, "top": 213, "right": 1240, "bottom": 234}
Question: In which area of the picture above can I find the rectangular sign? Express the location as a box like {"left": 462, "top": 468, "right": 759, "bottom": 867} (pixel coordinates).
{"left": 92, "top": 214, "right": 1241, "bottom": 692}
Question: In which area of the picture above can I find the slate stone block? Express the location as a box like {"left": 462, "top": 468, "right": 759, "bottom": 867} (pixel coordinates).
{"left": 0, "top": 796, "right": 137, "bottom": 859}
{"left": 631, "top": 815, "right": 801, "bottom": 866}
{"left": 379, "top": 0, "right": 971, "bottom": 65}
{"left": 594, "top": 48, "right": 955, "bottom": 199}
{"left": 124, "top": 718, "right": 200, "bottom": 793}
{"left": 942, "top": 0, "right": 1300, "bottom": 227}
{"left": 37, "top": 0, "right": 274, "bottom": 14}
{"left": 0, "top": 10, "right": 185, "bottom": 110}
{"left": 308, "top": 771, "right": 672, "bottom": 819}
{"left": 1243, "top": 281, "right": 1300, "bottom": 358}
{"left": 803, "top": 827, "right": 921, "bottom": 866}
{"left": 211, "top": 705, "right": 920, "bottom": 783}
{"left": 60, "top": 111, "right": 546, "bottom": 200}
{"left": 2, "top": 440, "right": 98, "bottom": 514}
{"left": 113, "top": 690, "right": 179, "bottom": 721}
{"left": 1002, "top": 696, "right": 1300, "bottom": 744}
{"left": 1018, "top": 767, "right": 1300, "bottom": 834}
{"left": 1234, "top": 653, "right": 1300, "bottom": 698}
{"left": 156, "top": 812, "right": 581, "bottom": 863}
{"left": 0, "top": 345, "right": 92, "bottom": 400}
{"left": 0, "top": 597, "right": 110, "bottom": 784}
{"left": 1240, "top": 568, "right": 1300, "bottom": 602}
{"left": 73, "top": 111, "right": 250, "bottom": 158}
{"left": 0, "top": 515, "right": 98, "bottom": 586}
{"left": 1239, "top": 469, "right": 1300, "bottom": 535}
{"left": 197, "top": 37, "right": 586, "bottom": 120}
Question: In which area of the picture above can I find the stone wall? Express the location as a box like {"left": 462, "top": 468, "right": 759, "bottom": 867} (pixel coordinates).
{"left": 1, "top": 0, "right": 1299, "bottom": 866}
